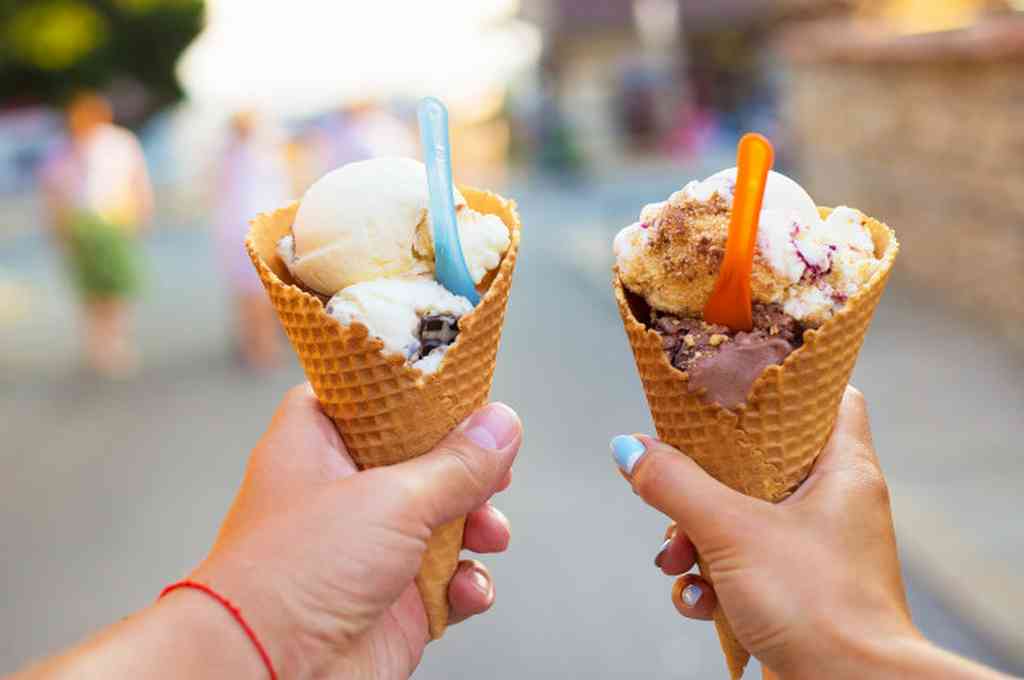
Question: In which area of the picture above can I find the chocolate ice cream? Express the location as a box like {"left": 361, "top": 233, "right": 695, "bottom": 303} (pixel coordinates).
{"left": 654, "top": 304, "right": 808, "bottom": 409}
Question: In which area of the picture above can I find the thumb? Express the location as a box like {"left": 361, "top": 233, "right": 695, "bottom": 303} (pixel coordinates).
{"left": 813, "top": 385, "right": 879, "bottom": 474}
{"left": 794, "top": 385, "right": 889, "bottom": 508}
{"left": 384, "top": 403, "right": 522, "bottom": 530}
{"left": 613, "top": 435, "right": 760, "bottom": 548}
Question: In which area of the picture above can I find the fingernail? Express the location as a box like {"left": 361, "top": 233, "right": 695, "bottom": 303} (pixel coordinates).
{"left": 654, "top": 538, "right": 671, "bottom": 568}
{"left": 611, "top": 435, "right": 646, "bottom": 475}
{"left": 681, "top": 584, "right": 703, "bottom": 608}
{"left": 464, "top": 403, "right": 518, "bottom": 450}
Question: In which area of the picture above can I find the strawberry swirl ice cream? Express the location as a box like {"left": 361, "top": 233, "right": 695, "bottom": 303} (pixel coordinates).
{"left": 614, "top": 168, "right": 882, "bottom": 327}
{"left": 613, "top": 167, "right": 886, "bottom": 408}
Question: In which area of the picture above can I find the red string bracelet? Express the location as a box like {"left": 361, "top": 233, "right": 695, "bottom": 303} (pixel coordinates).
{"left": 159, "top": 580, "right": 278, "bottom": 680}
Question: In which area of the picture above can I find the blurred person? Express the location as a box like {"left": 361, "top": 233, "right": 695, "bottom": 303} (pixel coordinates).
{"left": 39, "top": 92, "right": 153, "bottom": 378}
{"left": 10, "top": 387, "right": 521, "bottom": 680}
{"left": 213, "top": 111, "right": 293, "bottom": 369}
{"left": 612, "top": 387, "right": 1016, "bottom": 680}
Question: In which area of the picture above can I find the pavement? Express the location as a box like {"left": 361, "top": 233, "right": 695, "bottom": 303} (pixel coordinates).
{"left": 1, "top": 162, "right": 1022, "bottom": 678}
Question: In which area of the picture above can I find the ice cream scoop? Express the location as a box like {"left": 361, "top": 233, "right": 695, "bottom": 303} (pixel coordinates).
{"left": 281, "top": 157, "right": 439, "bottom": 294}
{"left": 278, "top": 158, "right": 509, "bottom": 297}
{"left": 275, "top": 156, "right": 512, "bottom": 375}
{"left": 614, "top": 168, "right": 882, "bottom": 326}
{"left": 614, "top": 156, "right": 886, "bottom": 407}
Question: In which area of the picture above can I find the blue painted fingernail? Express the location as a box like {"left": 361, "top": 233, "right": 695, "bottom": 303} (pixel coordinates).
{"left": 654, "top": 538, "right": 671, "bottom": 568}
{"left": 682, "top": 584, "right": 703, "bottom": 607}
{"left": 611, "top": 435, "right": 646, "bottom": 475}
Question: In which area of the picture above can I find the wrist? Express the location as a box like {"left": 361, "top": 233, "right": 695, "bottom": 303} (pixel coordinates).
{"left": 781, "top": 627, "right": 936, "bottom": 680}
{"left": 11, "top": 591, "right": 277, "bottom": 680}
{"left": 772, "top": 615, "right": 924, "bottom": 680}
{"left": 849, "top": 632, "right": 935, "bottom": 680}
{"left": 152, "top": 589, "right": 271, "bottom": 678}
{"left": 188, "top": 560, "right": 321, "bottom": 680}
{"left": 853, "top": 634, "right": 1012, "bottom": 680}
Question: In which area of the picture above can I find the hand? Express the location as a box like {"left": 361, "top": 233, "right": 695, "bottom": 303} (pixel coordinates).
{"left": 613, "top": 387, "right": 919, "bottom": 679}
{"left": 192, "top": 385, "right": 521, "bottom": 680}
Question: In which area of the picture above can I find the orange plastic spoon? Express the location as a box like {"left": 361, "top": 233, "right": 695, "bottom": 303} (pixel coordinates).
{"left": 703, "top": 133, "right": 775, "bottom": 331}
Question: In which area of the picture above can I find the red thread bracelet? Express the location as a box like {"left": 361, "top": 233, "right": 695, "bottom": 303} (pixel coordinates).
{"left": 159, "top": 580, "right": 278, "bottom": 680}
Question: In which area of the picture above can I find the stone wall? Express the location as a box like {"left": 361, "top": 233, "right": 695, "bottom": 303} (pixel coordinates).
{"left": 779, "top": 18, "right": 1024, "bottom": 349}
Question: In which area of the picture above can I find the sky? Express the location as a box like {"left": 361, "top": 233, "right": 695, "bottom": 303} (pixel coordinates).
{"left": 176, "top": 0, "right": 541, "bottom": 117}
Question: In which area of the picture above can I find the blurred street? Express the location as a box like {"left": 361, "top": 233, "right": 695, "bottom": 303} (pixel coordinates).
{"left": 2, "top": 160, "right": 1022, "bottom": 677}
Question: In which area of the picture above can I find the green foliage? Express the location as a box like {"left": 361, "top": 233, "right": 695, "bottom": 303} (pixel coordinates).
{"left": 0, "top": 0, "right": 202, "bottom": 109}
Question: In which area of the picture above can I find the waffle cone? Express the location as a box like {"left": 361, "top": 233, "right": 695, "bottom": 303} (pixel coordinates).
{"left": 614, "top": 210, "right": 897, "bottom": 678}
{"left": 246, "top": 187, "right": 521, "bottom": 640}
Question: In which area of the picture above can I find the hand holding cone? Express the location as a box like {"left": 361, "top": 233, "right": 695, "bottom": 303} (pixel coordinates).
{"left": 246, "top": 187, "right": 521, "bottom": 639}
{"left": 613, "top": 207, "right": 898, "bottom": 677}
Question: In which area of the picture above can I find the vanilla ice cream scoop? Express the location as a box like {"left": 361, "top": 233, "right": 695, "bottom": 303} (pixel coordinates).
{"left": 276, "top": 157, "right": 512, "bottom": 374}
{"left": 279, "top": 157, "right": 509, "bottom": 296}
{"left": 615, "top": 168, "right": 882, "bottom": 325}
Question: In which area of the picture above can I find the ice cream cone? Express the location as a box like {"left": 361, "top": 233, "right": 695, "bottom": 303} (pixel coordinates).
{"left": 614, "top": 210, "right": 897, "bottom": 678}
{"left": 246, "top": 187, "right": 521, "bottom": 639}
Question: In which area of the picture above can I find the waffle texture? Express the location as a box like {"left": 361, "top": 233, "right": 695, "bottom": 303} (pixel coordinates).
{"left": 614, "top": 210, "right": 898, "bottom": 679}
{"left": 246, "top": 187, "right": 521, "bottom": 639}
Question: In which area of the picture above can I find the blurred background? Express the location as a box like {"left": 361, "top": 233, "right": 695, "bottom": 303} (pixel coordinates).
{"left": 1, "top": 0, "right": 1022, "bottom": 677}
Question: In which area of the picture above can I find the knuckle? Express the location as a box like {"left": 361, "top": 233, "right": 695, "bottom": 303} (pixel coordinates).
{"left": 866, "top": 471, "right": 892, "bottom": 506}
{"left": 848, "top": 457, "right": 890, "bottom": 505}
{"left": 843, "top": 385, "right": 870, "bottom": 419}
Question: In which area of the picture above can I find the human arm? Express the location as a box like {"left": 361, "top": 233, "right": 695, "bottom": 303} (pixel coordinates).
{"left": 11, "top": 385, "right": 521, "bottom": 680}
{"left": 613, "top": 387, "right": 1016, "bottom": 680}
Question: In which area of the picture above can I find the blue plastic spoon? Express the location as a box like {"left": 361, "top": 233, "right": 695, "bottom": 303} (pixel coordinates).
{"left": 417, "top": 97, "right": 480, "bottom": 306}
